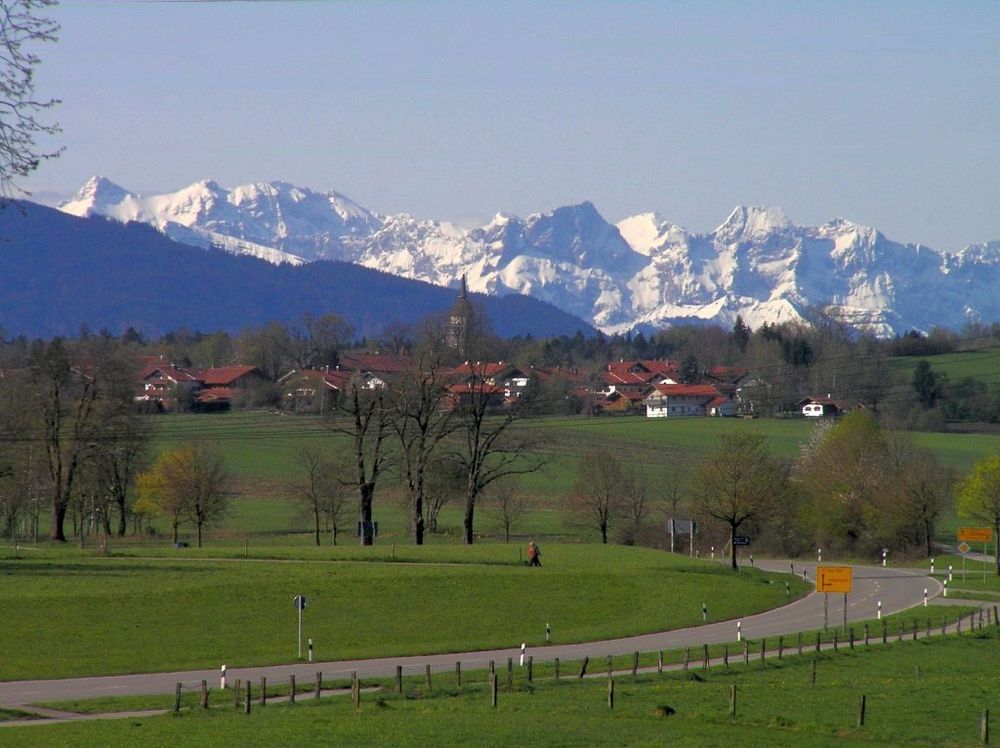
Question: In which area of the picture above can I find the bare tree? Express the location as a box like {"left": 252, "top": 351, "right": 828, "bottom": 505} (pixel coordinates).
{"left": 450, "top": 363, "right": 541, "bottom": 544}
{"left": 330, "top": 375, "right": 391, "bottom": 545}
{"left": 486, "top": 479, "right": 530, "bottom": 543}
{"left": 0, "top": 0, "right": 61, "bottom": 198}
{"left": 389, "top": 337, "right": 455, "bottom": 544}
{"left": 289, "top": 445, "right": 349, "bottom": 546}
{"left": 570, "top": 448, "right": 623, "bottom": 544}
{"left": 693, "top": 430, "right": 788, "bottom": 570}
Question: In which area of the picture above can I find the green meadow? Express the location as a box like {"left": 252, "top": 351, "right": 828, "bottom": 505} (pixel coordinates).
{"left": 5, "top": 619, "right": 999, "bottom": 746}
{"left": 0, "top": 545, "right": 807, "bottom": 680}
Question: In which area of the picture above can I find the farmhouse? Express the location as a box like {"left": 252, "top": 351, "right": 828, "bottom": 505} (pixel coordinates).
{"left": 644, "top": 383, "right": 735, "bottom": 418}
{"left": 799, "top": 395, "right": 844, "bottom": 418}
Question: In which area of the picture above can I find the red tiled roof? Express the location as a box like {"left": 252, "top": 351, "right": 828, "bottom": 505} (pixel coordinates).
{"left": 139, "top": 365, "right": 201, "bottom": 383}
{"left": 651, "top": 384, "right": 722, "bottom": 398}
{"left": 339, "top": 354, "right": 411, "bottom": 374}
{"left": 197, "top": 366, "right": 261, "bottom": 385}
{"left": 196, "top": 387, "right": 233, "bottom": 402}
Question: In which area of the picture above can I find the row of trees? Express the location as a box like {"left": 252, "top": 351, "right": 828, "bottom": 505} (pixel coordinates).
{"left": 570, "top": 412, "right": 956, "bottom": 567}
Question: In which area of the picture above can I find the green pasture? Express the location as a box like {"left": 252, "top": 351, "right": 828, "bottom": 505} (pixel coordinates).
{"left": 889, "top": 343, "right": 1000, "bottom": 384}
{"left": 7, "top": 619, "right": 1000, "bottom": 746}
{"left": 0, "top": 545, "right": 807, "bottom": 680}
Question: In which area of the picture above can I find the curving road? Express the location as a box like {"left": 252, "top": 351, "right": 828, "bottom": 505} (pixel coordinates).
{"left": 0, "top": 561, "right": 938, "bottom": 708}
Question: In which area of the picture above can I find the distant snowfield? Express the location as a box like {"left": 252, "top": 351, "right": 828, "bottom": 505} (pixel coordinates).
{"left": 59, "top": 176, "right": 1000, "bottom": 337}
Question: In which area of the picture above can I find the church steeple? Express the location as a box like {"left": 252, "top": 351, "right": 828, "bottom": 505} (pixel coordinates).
{"left": 447, "top": 274, "right": 475, "bottom": 355}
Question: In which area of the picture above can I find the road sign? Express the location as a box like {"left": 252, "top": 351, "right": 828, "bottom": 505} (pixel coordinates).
{"left": 958, "top": 541, "right": 971, "bottom": 554}
{"left": 958, "top": 527, "right": 993, "bottom": 543}
{"left": 816, "top": 566, "right": 853, "bottom": 594}
{"left": 732, "top": 536, "right": 751, "bottom": 546}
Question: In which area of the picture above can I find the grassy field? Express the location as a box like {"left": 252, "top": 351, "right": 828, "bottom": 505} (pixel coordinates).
{"left": 889, "top": 343, "right": 1000, "bottom": 384}
{"left": 124, "top": 410, "right": 1000, "bottom": 547}
{"left": 0, "top": 544, "right": 808, "bottom": 680}
{"left": 5, "top": 618, "right": 998, "bottom": 746}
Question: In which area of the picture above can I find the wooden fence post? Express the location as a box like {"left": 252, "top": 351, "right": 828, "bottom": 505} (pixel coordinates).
{"left": 778, "top": 635, "right": 784, "bottom": 659}
{"left": 490, "top": 673, "right": 498, "bottom": 709}
{"left": 233, "top": 679, "right": 241, "bottom": 709}
{"left": 913, "top": 619, "right": 919, "bottom": 641}
{"left": 744, "top": 640, "right": 749, "bottom": 665}
{"left": 633, "top": 651, "right": 639, "bottom": 676}
{"left": 833, "top": 631, "right": 838, "bottom": 652}
{"left": 507, "top": 657, "right": 513, "bottom": 688}
{"left": 723, "top": 644, "right": 729, "bottom": 670}
{"left": 703, "top": 644, "right": 710, "bottom": 670}
{"left": 456, "top": 661, "right": 461, "bottom": 689}
{"left": 857, "top": 694, "right": 866, "bottom": 727}
{"left": 816, "top": 631, "right": 822, "bottom": 653}
{"left": 684, "top": 648, "right": 690, "bottom": 671}
{"left": 607, "top": 677, "right": 614, "bottom": 709}
{"left": 174, "top": 682, "right": 182, "bottom": 713}
{"left": 882, "top": 621, "right": 888, "bottom": 644}
{"left": 352, "top": 672, "right": 359, "bottom": 709}
{"left": 396, "top": 666, "right": 403, "bottom": 695}
{"left": 290, "top": 675, "right": 296, "bottom": 705}
{"left": 798, "top": 631, "right": 803, "bottom": 656}
{"left": 849, "top": 628, "right": 855, "bottom": 650}
{"left": 657, "top": 650, "right": 663, "bottom": 675}
{"left": 555, "top": 657, "right": 561, "bottom": 680}
{"left": 760, "top": 639, "right": 767, "bottom": 666}
{"left": 260, "top": 676, "right": 266, "bottom": 706}
{"left": 993, "top": 605, "right": 999, "bottom": 626}
{"left": 315, "top": 671, "right": 322, "bottom": 700}
{"left": 579, "top": 656, "right": 589, "bottom": 678}
{"left": 607, "top": 655, "right": 613, "bottom": 679}
{"left": 730, "top": 684, "right": 737, "bottom": 716}
{"left": 244, "top": 681, "right": 251, "bottom": 715}
{"left": 942, "top": 616, "right": 947, "bottom": 636}
{"left": 982, "top": 708, "right": 990, "bottom": 744}
{"left": 425, "top": 664, "right": 432, "bottom": 691}
{"left": 201, "top": 680, "right": 208, "bottom": 709}
{"left": 528, "top": 656, "right": 533, "bottom": 682}
{"left": 864, "top": 624, "right": 869, "bottom": 646}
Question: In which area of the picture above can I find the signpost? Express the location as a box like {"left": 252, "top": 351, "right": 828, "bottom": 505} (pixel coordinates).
{"left": 293, "top": 594, "right": 308, "bottom": 659}
{"left": 957, "top": 528, "right": 993, "bottom": 583}
{"left": 816, "top": 566, "right": 853, "bottom": 632}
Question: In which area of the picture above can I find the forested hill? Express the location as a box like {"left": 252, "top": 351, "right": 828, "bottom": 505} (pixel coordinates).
{"left": 0, "top": 202, "right": 596, "bottom": 340}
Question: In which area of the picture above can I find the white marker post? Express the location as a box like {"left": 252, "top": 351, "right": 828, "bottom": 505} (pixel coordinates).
{"left": 711, "top": 546, "right": 715, "bottom": 560}
{"left": 877, "top": 600, "right": 882, "bottom": 620}
{"left": 948, "top": 565, "right": 953, "bottom": 582}
{"left": 520, "top": 643, "right": 526, "bottom": 666}
{"left": 737, "top": 621, "right": 742, "bottom": 641}
{"left": 221, "top": 665, "right": 227, "bottom": 690}
{"left": 930, "top": 557, "right": 935, "bottom": 575}
{"left": 944, "top": 580, "right": 949, "bottom": 598}
{"left": 702, "top": 603, "right": 707, "bottom": 623}
{"left": 308, "top": 638, "right": 313, "bottom": 663}
{"left": 923, "top": 588, "right": 928, "bottom": 607}
{"left": 881, "top": 548, "right": 887, "bottom": 568}
{"left": 546, "top": 623, "right": 551, "bottom": 642}
{"left": 818, "top": 548, "right": 822, "bottom": 563}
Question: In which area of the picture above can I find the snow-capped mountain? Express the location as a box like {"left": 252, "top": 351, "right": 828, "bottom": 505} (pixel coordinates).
{"left": 59, "top": 177, "right": 1000, "bottom": 337}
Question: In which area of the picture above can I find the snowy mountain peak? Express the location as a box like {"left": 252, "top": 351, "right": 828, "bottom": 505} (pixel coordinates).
{"left": 716, "top": 205, "right": 792, "bottom": 240}
{"left": 53, "top": 176, "right": 1000, "bottom": 337}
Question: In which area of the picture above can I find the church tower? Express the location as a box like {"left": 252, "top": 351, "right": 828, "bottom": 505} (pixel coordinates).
{"left": 446, "top": 274, "right": 474, "bottom": 356}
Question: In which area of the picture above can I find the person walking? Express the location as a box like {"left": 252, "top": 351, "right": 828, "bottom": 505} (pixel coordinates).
{"left": 528, "top": 541, "right": 541, "bottom": 567}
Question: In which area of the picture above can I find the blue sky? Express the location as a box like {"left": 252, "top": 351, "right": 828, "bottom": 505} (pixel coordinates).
{"left": 25, "top": 1, "right": 1000, "bottom": 250}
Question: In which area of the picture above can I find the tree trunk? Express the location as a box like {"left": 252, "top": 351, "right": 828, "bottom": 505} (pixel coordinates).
{"left": 600, "top": 524, "right": 608, "bottom": 544}
{"left": 117, "top": 503, "right": 127, "bottom": 537}
{"left": 314, "top": 507, "right": 321, "bottom": 547}
{"left": 197, "top": 521, "right": 203, "bottom": 548}
{"left": 411, "top": 491, "right": 424, "bottom": 545}
{"left": 463, "top": 498, "right": 475, "bottom": 545}
{"left": 173, "top": 521, "right": 179, "bottom": 545}
{"left": 49, "top": 485, "right": 67, "bottom": 541}
{"left": 359, "top": 483, "right": 374, "bottom": 546}
{"left": 730, "top": 526, "right": 738, "bottom": 571}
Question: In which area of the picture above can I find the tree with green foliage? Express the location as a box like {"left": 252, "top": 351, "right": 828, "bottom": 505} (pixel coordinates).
{"left": 679, "top": 354, "right": 700, "bottom": 384}
{"left": 956, "top": 456, "right": 1000, "bottom": 575}
{"left": 731, "top": 315, "right": 751, "bottom": 353}
{"left": 136, "top": 443, "right": 229, "bottom": 548}
{"left": 912, "top": 359, "right": 942, "bottom": 410}
{"left": 693, "top": 430, "right": 788, "bottom": 570}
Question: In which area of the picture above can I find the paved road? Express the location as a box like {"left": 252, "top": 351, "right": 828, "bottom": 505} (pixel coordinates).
{"left": 0, "top": 561, "right": 937, "bottom": 707}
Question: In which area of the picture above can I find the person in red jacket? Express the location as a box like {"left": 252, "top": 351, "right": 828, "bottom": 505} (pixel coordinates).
{"left": 528, "top": 541, "right": 541, "bottom": 567}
